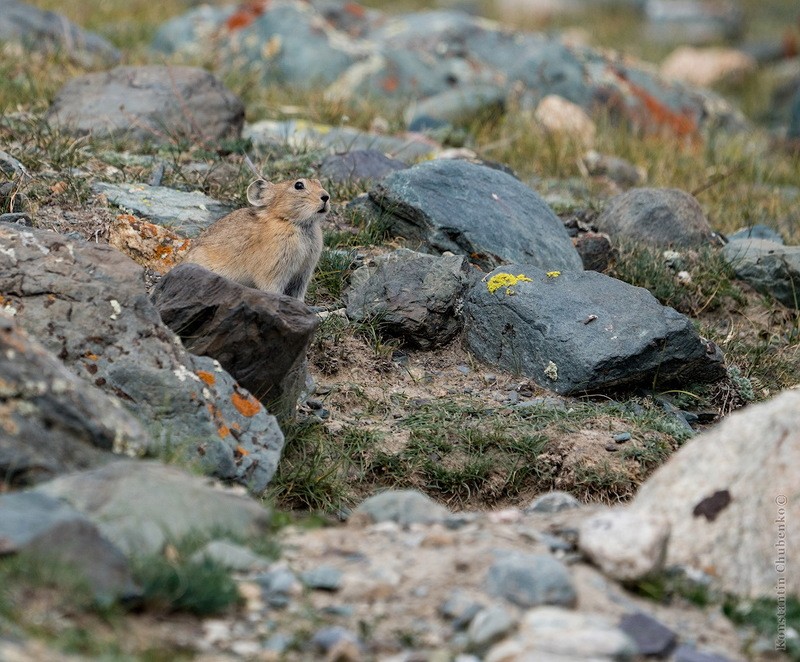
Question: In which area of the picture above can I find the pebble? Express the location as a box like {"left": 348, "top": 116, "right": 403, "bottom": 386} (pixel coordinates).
{"left": 613, "top": 432, "right": 632, "bottom": 443}
{"left": 301, "top": 566, "right": 343, "bottom": 591}
{"left": 255, "top": 568, "right": 300, "bottom": 608}
{"left": 456, "top": 365, "right": 470, "bottom": 375}
{"left": 486, "top": 551, "right": 577, "bottom": 608}
{"left": 467, "top": 604, "right": 516, "bottom": 650}
{"left": 312, "top": 625, "right": 361, "bottom": 653}
{"left": 524, "top": 491, "right": 581, "bottom": 514}
{"left": 619, "top": 612, "right": 677, "bottom": 657}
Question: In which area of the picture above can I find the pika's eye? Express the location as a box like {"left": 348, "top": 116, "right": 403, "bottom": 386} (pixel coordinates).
{"left": 294, "top": 181, "right": 305, "bottom": 190}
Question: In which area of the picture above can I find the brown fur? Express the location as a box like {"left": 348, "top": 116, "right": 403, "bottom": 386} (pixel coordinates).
{"left": 181, "top": 177, "right": 330, "bottom": 301}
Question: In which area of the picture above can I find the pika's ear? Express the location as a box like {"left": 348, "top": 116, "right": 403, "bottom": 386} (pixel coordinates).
{"left": 246, "top": 179, "right": 276, "bottom": 207}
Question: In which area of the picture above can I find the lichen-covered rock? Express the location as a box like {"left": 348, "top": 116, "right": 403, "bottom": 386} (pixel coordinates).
{"left": 108, "top": 214, "right": 192, "bottom": 274}
{"left": 0, "top": 223, "right": 284, "bottom": 494}
{"left": 463, "top": 264, "right": 725, "bottom": 394}
{"left": 0, "top": 313, "right": 152, "bottom": 487}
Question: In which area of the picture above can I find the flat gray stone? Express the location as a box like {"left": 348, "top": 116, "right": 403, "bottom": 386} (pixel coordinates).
{"left": 524, "top": 491, "right": 582, "bottom": 514}
{"left": 369, "top": 159, "right": 583, "bottom": 272}
{"left": 191, "top": 540, "right": 271, "bottom": 571}
{"left": 319, "top": 150, "right": 407, "bottom": 185}
{"left": 35, "top": 460, "right": 272, "bottom": 556}
{"left": 93, "top": 182, "right": 233, "bottom": 237}
{"left": 467, "top": 604, "right": 516, "bottom": 650}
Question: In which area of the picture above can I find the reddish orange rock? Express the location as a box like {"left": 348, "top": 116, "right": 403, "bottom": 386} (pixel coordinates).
{"left": 109, "top": 214, "right": 192, "bottom": 274}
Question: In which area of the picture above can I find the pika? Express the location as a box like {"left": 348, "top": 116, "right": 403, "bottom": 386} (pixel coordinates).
{"left": 182, "top": 167, "right": 330, "bottom": 302}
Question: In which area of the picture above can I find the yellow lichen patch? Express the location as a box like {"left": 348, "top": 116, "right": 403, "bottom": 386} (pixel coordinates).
{"left": 196, "top": 370, "right": 216, "bottom": 386}
{"left": 486, "top": 272, "right": 532, "bottom": 295}
{"left": 546, "top": 271, "right": 561, "bottom": 278}
{"left": 232, "top": 391, "right": 261, "bottom": 417}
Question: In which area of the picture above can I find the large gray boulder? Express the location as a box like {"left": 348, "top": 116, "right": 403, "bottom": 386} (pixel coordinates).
{"left": 369, "top": 159, "right": 584, "bottom": 272}
{"left": 47, "top": 66, "right": 244, "bottom": 146}
{"left": 632, "top": 389, "right": 800, "bottom": 599}
{"left": 595, "top": 188, "right": 717, "bottom": 248}
{"left": 463, "top": 265, "right": 725, "bottom": 394}
{"left": 0, "top": 223, "right": 284, "bottom": 494}
{"left": 0, "top": 0, "right": 121, "bottom": 66}
{"left": 344, "top": 249, "right": 477, "bottom": 349}
{"left": 151, "top": 263, "right": 320, "bottom": 419}
{"left": 0, "top": 491, "right": 138, "bottom": 602}
{"left": 0, "top": 313, "right": 151, "bottom": 487}
{"left": 722, "top": 239, "right": 800, "bottom": 309}
{"left": 35, "top": 460, "right": 272, "bottom": 556}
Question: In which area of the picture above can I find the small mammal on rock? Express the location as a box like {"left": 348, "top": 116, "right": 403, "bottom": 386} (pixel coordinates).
{"left": 182, "top": 159, "right": 330, "bottom": 302}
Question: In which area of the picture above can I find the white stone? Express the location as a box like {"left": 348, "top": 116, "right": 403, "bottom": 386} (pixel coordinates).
{"left": 578, "top": 508, "right": 669, "bottom": 581}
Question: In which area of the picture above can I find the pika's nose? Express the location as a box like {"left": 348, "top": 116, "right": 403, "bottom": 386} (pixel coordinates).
{"left": 321, "top": 194, "right": 330, "bottom": 203}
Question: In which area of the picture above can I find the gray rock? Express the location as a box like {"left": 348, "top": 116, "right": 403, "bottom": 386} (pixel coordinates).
{"left": 345, "top": 249, "right": 475, "bottom": 349}
{"left": 722, "top": 239, "right": 800, "bottom": 308}
{"left": 491, "top": 606, "right": 637, "bottom": 660}
{"left": 190, "top": 540, "right": 271, "bottom": 571}
{"left": 463, "top": 265, "right": 725, "bottom": 395}
{"left": 151, "top": 4, "right": 236, "bottom": 55}
{"left": 256, "top": 567, "right": 300, "bottom": 608}
{"left": 319, "top": 150, "right": 407, "bottom": 185}
{"left": 0, "top": 224, "right": 284, "bottom": 493}
{"left": 405, "top": 84, "right": 506, "bottom": 131}
{"left": 574, "top": 232, "right": 615, "bottom": 272}
{"left": 595, "top": 188, "right": 716, "bottom": 248}
{"left": 467, "top": 604, "right": 516, "bottom": 650}
{"left": 727, "top": 224, "right": 784, "bottom": 244}
{"left": 370, "top": 159, "right": 583, "bottom": 272}
{"left": 245, "top": 120, "right": 439, "bottom": 162}
{"left": 619, "top": 612, "right": 677, "bottom": 657}
{"left": 92, "top": 182, "right": 233, "bottom": 238}
{"left": 352, "top": 489, "right": 450, "bottom": 526}
{"left": 583, "top": 151, "right": 645, "bottom": 189}
{"left": 0, "top": 491, "right": 138, "bottom": 602}
{"left": 645, "top": 0, "right": 743, "bottom": 45}
{"left": 0, "top": 313, "right": 151, "bottom": 487}
{"left": 312, "top": 626, "right": 361, "bottom": 654}
{"left": 0, "top": 0, "right": 121, "bottom": 66}
{"left": 486, "top": 551, "right": 576, "bottom": 608}
{"left": 632, "top": 389, "right": 800, "bottom": 599}
{"left": 440, "top": 590, "right": 485, "bottom": 630}
{"left": 524, "top": 491, "right": 581, "bottom": 514}
{"left": 789, "top": 87, "right": 800, "bottom": 141}
{"left": 35, "top": 460, "right": 271, "bottom": 556}
{"left": 151, "top": 263, "right": 319, "bottom": 419}
{"left": 47, "top": 66, "right": 244, "bottom": 146}
{"left": 301, "top": 566, "right": 343, "bottom": 591}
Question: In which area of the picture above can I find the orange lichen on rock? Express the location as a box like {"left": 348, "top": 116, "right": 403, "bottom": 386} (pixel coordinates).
{"left": 608, "top": 68, "right": 699, "bottom": 140}
{"left": 232, "top": 391, "right": 262, "bottom": 417}
{"left": 343, "top": 2, "right": 366, "bottom": 17}
{"left": 381, "top": 76, "right": 399, "bottom": 93}
{"left": 225, "top": 1, "right": 268, "bottom": 30}
{"left": 196, "top": 370, "right": 216, "bottom": 386}
{"left": 109, "top": 214, "right": 192, "bottom": 274}
{"left": 217, "top": 424, "right": 230, "bottom": 438}
{"left": 235, "top": 445, "right": 250, "bottom": 457}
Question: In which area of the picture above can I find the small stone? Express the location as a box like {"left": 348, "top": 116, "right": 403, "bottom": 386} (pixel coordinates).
{"left": 613, "top": 432, "right": 632, "bottom": 443}
{"left": 352, "top": 489, "right": 449, "bottom": 526}
{"left": 255, "top": 567, "right": 300, "bottom": 608}
{"left": 605, "top": 443, "right": 619, "bottom": 452}
{"left": 486, "top": 551, "right": 576, "bottom": 608}
{"left": 523, "top": 491, "right": 581, "bottom": 514}
{"left": 619, "top": 612, "right": 677, "bottom": 656}
{"left": 467, "top": 605, "right": 516, "bottom": 650}
{"left": 578, "top": 508, "right": 670, "bottom": 581}
{"left": 456, "top": 365, "right": 470, "bottom": 375}
{"left": 534, "top": 95, "right": 596, "bottom": 147}
{"left": 312, "top": 626, "right": 361, "bottom": 653}
{"left": 301, "top": 566, "right": 343, "bottom": 591}
{"left": 190, "top": 540, "right": 271, "bottom": 571}
{"left": 264, "top": 633, "right": 293, "bottom": 654}
{"left": 440, "top": 590, "right": 485, "bottom": 630}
